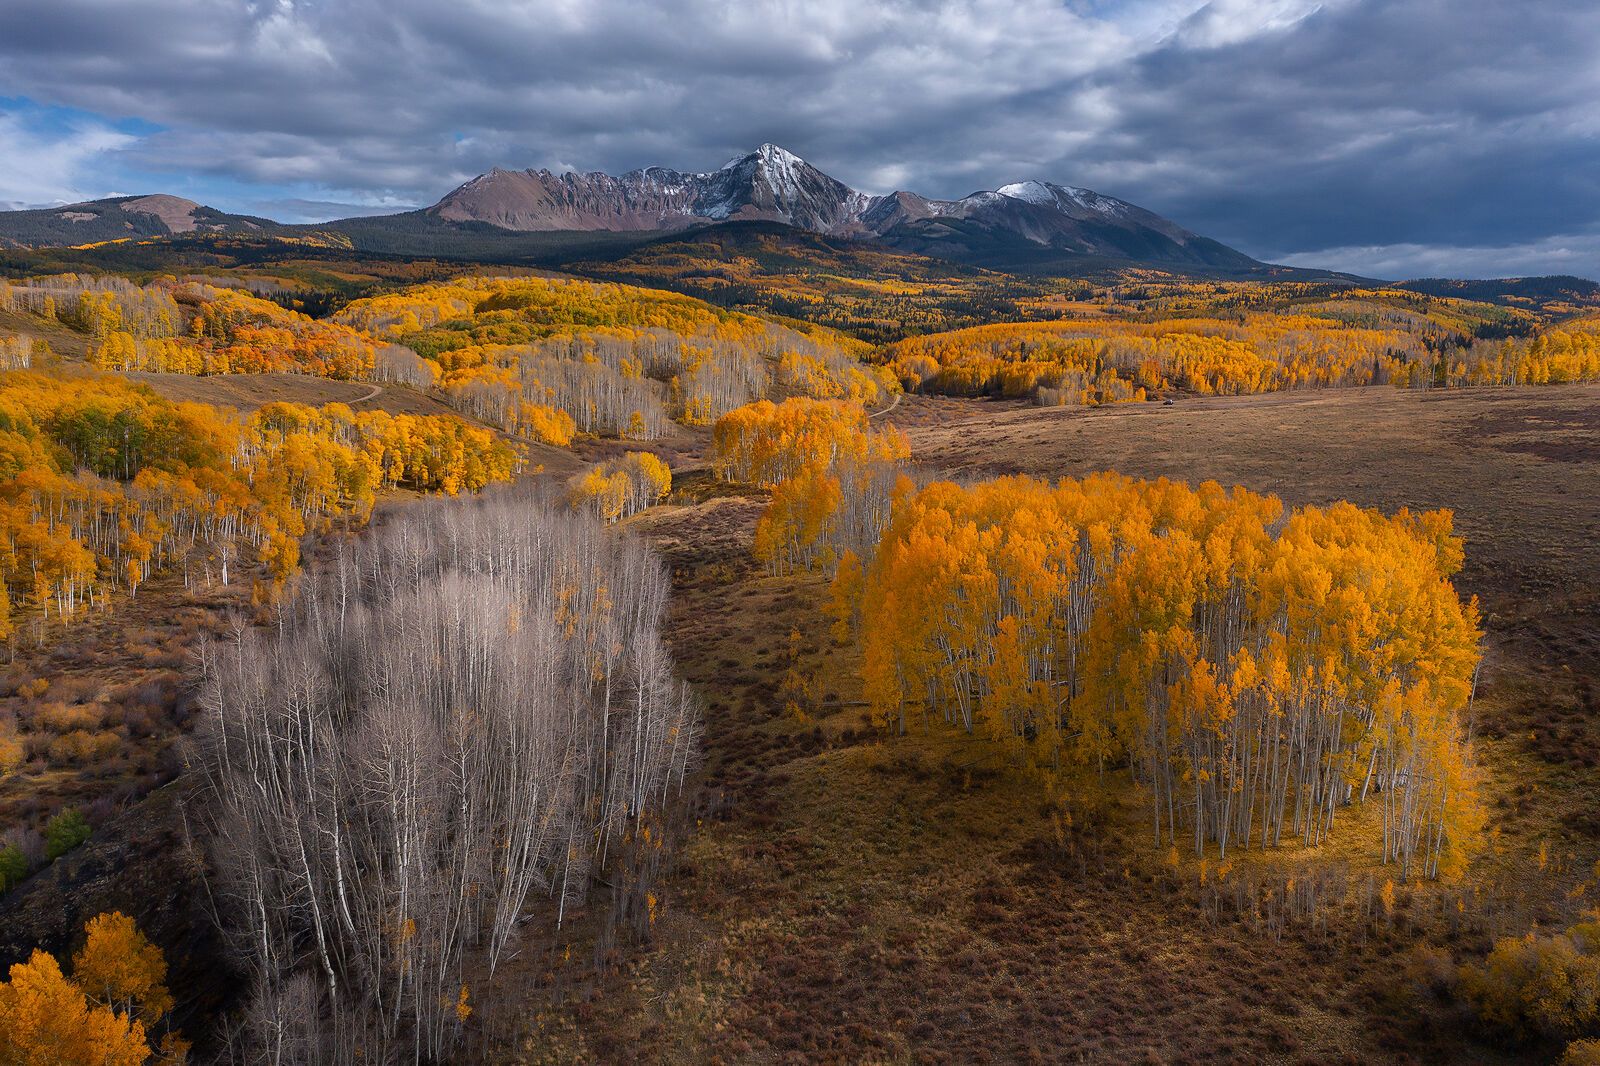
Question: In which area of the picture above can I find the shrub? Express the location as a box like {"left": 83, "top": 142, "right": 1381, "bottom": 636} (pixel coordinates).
{"left": 44, "top": 807, "right": 91, "bottom": 860}
{"left": 1404, "top": 943, "right": 1459, "bottom": 999}
{"left": 1460, "top": 930, "right": 1600, "bottom": 1039}
{"left": 0, "top": 826, "right": 44, "bottom": 867}
{"left": 1563, "top": 1039, "right": 1600, "bottom": 1066}
{"left": 37, "top": 702, "right": 104, "bottom": 733}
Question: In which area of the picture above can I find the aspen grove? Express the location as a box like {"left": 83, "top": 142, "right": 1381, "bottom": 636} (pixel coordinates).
{"left": 758, "top": 462, "right": 1485, "bottom": 879}
{"left": 193, "top": 487, "right": 701, "bottom": 1064}
{"left": 0, "top": 369, "right": 517, "bottom": 642}
{"left": 335, "top": 275, "right": 895, "bottom": 442}
{"left": 569, "top": 451, "right": 672, "bottom": 523}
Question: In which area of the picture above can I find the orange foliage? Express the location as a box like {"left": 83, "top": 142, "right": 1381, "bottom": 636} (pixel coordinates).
{"left": 92, "top": 283, "right": 379, "bottom": 379}
{"left": 883, "top": 301, "right": 1600, "bottom": 403}
{"left": 883, "top": 315, "right": 1414, "bottom": 403}
{"left": 72, "top": 911, "right": 175, "bottom": 1023}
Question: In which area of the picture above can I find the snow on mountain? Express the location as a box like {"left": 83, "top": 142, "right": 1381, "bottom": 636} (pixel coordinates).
{"left": 996, "top": 181, "right": 1131, "bottom": 219}
{"left": 996, "top": 181, "right": 1058, "bottom": 207}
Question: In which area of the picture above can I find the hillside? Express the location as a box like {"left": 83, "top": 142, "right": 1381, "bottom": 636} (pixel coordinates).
{"left": 1396, "top": 274, "right": 1600, "bottom": 316}
{"left": 0, "top": 195, "right": 275, "bottom": 248}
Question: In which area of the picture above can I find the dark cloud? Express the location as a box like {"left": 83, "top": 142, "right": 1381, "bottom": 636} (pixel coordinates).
{"left": 0, "top": 0, "right": 1595, "bottom": 277}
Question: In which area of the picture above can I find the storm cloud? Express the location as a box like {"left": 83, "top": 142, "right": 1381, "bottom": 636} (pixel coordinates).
{"left": 1, "top": 0, "right": 1595, "bottom": 279}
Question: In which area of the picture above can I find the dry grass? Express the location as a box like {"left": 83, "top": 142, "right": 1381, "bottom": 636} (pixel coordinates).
{"left": 3, "top": 372, "right": 1593, "bottom": 1061}
{"left": 0, "top": 307, "right": 94, "bottom": 360}
{"left": 123, "top": 369, "right": 461, "bottom": 417}
{"left": 0, "top": 559, "right": 258, "bottom": 847}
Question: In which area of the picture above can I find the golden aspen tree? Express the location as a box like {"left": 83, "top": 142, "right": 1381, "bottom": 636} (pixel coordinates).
{"left": 569, "top": 451, "right": 671, "bottom": 522}
{"left": 0, "top": 951, "right": 149, "bottom": 1066}
{"left": 71, "top": 911, "right": 175, "bottom": 1023}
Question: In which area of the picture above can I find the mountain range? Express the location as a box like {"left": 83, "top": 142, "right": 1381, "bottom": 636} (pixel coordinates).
{"left": 0, "top": 144, "right": 1259, "bottom": 270}
{"left": 425, "top": 144, "right": 1260, "bottom": 268}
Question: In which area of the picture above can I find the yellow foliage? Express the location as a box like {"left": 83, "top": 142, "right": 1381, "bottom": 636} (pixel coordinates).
{"left": 0, "top": 950, "right": 149, "bottom": 1066}
{"left": 0, "top": 369, "right": 518, "bottom": 633}
{"left": 882, "top": 316, "right": 1407, "bottom": 402}
{"left": 72, "top": 911, "right": 174, "bottom": 1022}
{"left": 84, "top": 281, "right": 379, "bottom": 379}
{"left": 712, "top": 397, "right": 907, "bottom": 488}
{"left": 880, "top": 311, "right": 1600, "bottom": 403}
{"left": 1460, "top": 928, "right": 1600, "bottom": 1039}
{"left": 835, "top": 471, "right": 1483, "bottom": 877}
{"left": 338, "top": 275, "right": 889, "bottom": 439}
{"left": 568, "top": 451, "right": 671, "bottom": 522}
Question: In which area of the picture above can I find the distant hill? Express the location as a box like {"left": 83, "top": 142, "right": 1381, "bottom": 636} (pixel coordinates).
{"left": 1, "top": 145, "right": 1412, "bottom": 285}
{"left": 1394, "top": 275, "right": 1600, "bottom": 316}
{"left": 0, "top": 195, "right": 276, "bottom": 249}
{"left": 422, "top": 143, "right": 1264, "bottom": 271}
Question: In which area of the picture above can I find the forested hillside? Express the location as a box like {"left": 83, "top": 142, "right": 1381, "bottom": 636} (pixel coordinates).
{"left": 881, "top": 289, "right": 1600, "bottom": 405}
{"left": 333, "top": 274, "right": 895, "bottom": 439}
{"left": 0, "top": 196, "right": 274, "bottom": 249}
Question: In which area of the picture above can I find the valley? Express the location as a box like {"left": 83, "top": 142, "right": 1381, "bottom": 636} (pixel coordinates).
{"left": 0, "top": 195, "right": 1596, "bottom": 1064}
{"left": 3, "top": 0, "right": 1597, "bottom": 1058}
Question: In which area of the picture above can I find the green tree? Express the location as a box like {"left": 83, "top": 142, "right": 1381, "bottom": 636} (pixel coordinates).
{"left": 44, "top": 808, "right": 90, "bottom": 860}
{"left": 0, "top": 845, "right": 25, "bottom": 892}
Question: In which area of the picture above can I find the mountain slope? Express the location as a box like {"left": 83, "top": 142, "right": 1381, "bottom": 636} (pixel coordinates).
{"left": 425, "top": 144, "right": 1260, "bottom": 269}
{"left": 0, "top": 195, "right": 274, "bottom": 248}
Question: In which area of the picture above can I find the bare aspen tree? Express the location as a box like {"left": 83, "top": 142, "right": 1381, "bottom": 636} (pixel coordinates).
{"left": 194, "top": 487, "right": 701, "bottom": 1063}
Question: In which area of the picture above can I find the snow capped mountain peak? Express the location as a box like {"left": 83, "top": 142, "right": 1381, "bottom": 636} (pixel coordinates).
{"left": 755, "top": 142, "right": 802, "bottom": 165}
{"left": 996, "top": 179, "right": 1132, "bottom": 219}
{"left": 996, "top": 180, "right": 1057, "bottom": 206}
{"left": 694, "top": 143, "right": 857, "bottom": 225}
{"left": 721, "top": 143, "right": 806, "bottom": 172}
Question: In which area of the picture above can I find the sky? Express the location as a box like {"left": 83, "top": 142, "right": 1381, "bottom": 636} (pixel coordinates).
{"left": 0, "top": 0, "right": 1596, "bottom": 281}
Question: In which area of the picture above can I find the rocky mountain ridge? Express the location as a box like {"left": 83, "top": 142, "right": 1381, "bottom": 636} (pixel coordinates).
{"left": 427, "top": 144, "right": 1261, "bottom": 268}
